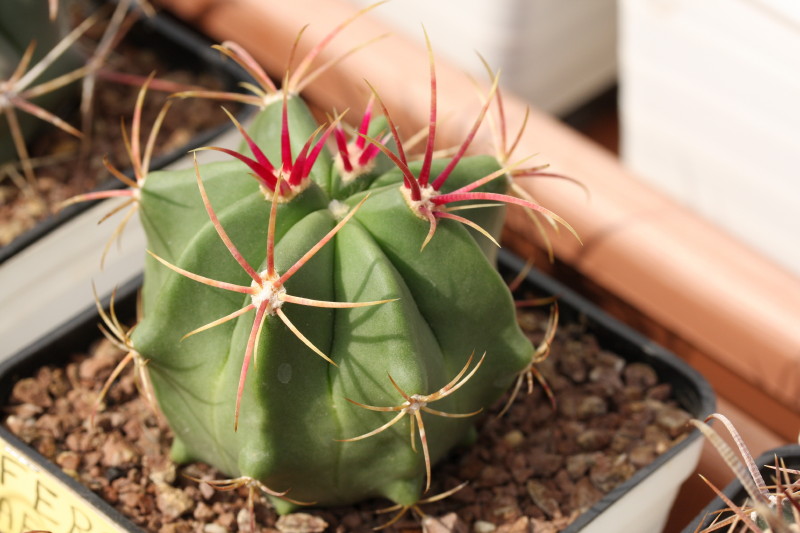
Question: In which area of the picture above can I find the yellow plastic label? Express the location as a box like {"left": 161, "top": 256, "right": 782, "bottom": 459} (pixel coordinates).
{"left": 0, "top": 437, "right": 127, "bottom": 533}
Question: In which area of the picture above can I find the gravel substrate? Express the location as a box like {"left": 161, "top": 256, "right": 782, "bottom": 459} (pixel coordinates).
{"left": 3, "top": 305, "right": 693, "bottom": 532}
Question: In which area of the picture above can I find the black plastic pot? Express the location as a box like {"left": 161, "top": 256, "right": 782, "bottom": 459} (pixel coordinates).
{"left": 681, "top": 444, "right": 800, "bottom": 532}
{"left": 0, "top": 5, "right": 253, "bottom": 265}
{"left": 0, "top": 250, "right": 715, "bottom": 531}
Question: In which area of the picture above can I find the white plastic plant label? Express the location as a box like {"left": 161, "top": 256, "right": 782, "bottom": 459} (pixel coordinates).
{"left": 0, "top": 439, "right": 126, "bottom": 533}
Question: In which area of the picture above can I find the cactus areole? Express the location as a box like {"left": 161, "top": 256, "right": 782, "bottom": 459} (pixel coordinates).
{"left": 127, "top": 54, "right": 554, "bottom": 513}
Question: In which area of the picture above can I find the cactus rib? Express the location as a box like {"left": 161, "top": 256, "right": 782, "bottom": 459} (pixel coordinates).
{"left": 147, "top": 161, "right": 394, "bottom": 429}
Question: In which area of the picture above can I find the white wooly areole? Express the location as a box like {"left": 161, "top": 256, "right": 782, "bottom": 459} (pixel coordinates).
{"left": 619, "top": 0, "right": 800, "bottom": 275}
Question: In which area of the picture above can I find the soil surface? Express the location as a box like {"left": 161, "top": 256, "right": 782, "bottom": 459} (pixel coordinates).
{"left": 0, "top": 7, "right": 237, "bottom": 248}
{"left": 4, "top": 306, "right": 693, "bottom": 532}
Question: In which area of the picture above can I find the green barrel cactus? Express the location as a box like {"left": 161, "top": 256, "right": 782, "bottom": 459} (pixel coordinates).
{"left": 90, "top": 32, "right": 573, "bottom": 516}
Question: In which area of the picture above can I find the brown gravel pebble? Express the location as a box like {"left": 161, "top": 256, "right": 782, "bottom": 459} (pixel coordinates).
{"left": 569, "top": 478, "right": 604, "bottom": 514}
{"left": 589, "top": 455, "right": 637, "bottom": 493}
{"left": 3, "top": 307, "right": 693, "bottom": 531}
{"left": 526, "top": 480, "right": 560, "bottom": 519}
{"left": 156, "top": 482, "right": 195, "bottom": 520}
{"left": 275, "top": 513, "right": 329, "bottom": 533}
{"left": 10, "top": 377, "right": 52, "bottom": 407}
{"left": 101, "top": 431, "right": 139, "bottom": 467}
{"left": 576, "top": 428, "right": 613, "bottom": 452}
{"left": 623, "top": 363, "right": 659, "bottom": 389}
{"left": 629, "top": 444, "right": 657, "bottom": 468}
{"left": 422, "top": 512, "right": 467, "bottom": 533}
{"left": 656, "top": 406, "right": 693, "bottom": 438}
{"left": 494, "top": 517, "right": 530, "bottom": 533}
{"left": 473, "top": 521, "right": 497, "bottom": 533}
{"left": 194, "top": 501, "right": 216, "bottom": 521}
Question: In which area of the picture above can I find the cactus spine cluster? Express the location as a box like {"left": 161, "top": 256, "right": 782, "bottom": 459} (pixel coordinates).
{"left": 92, "top": 26, "right": 571, "bottom": 514}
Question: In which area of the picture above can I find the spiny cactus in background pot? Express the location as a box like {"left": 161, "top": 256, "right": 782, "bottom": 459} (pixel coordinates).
{"left": 92, "top": 19, "right": 575, "bottom": 519}
{"left": 0, "top": 0, "right": 88, "bottom": 176}
{"left": 692, "top": 414, "right": 800, "bottom": 532}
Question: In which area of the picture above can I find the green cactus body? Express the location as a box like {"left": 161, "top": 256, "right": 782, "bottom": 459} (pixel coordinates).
{"left": 130, "top": 87, "right": 536, "bottom": 511}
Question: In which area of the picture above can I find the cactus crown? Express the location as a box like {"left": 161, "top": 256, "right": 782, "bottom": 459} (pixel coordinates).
{"left": 86, "top": 9, "right": 576, "bottom": 523}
